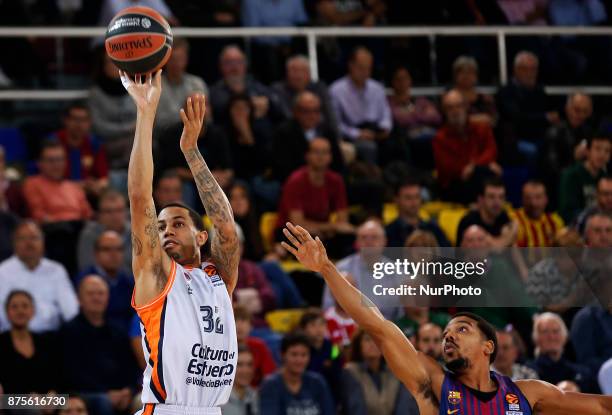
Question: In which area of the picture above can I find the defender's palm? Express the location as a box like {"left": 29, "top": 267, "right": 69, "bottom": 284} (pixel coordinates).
{"left": 179, "top": 94, "right": 206, "bottom": 152}
{"left": 281, "top": 223, "right": 329, "bottom": 273}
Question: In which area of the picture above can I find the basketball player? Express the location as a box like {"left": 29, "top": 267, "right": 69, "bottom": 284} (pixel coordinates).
{"left": 121, "top": 70, "right": 239, "bottom": 415}
{"left": 282, "top": 222, "right": 612, "bottom": 415}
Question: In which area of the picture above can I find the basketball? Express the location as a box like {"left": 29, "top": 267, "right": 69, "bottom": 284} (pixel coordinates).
{"left": 104, "top": 6, "right": 173, "bottom": 74}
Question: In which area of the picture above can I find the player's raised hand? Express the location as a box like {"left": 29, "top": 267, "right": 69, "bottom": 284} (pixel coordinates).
{"left": 282, "top": 222, "right": 330, "bottom": 273}
{"left": 179, "top": 94, "right": 206, "bottom": 152}
{"left": 119, "top": 69, "right": 162, "bottom": 114}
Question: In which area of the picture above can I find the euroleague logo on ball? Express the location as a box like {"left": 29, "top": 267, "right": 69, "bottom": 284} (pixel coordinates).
{"left": 141, "top": 17, "right": 151, "bottom": 28}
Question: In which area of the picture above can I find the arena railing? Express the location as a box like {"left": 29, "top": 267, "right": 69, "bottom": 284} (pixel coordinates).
{"left": 1, "top": 25, "right": 612, "bottom": 100}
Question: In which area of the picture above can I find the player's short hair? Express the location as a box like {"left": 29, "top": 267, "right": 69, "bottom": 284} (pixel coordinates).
{"left": 5, "top": 289, "right": 34, "bottom": 312}
{"left": 281, "top": 332, "right": 311, "bottom": 354}
{"left": 160, "top": 202, "right": 205, "bottom": 232}
{"left": 298, "top": 308, "right": 325, "bottom": 329}
{"left": 449, "top": 312, "right": 498, "bottom": 363}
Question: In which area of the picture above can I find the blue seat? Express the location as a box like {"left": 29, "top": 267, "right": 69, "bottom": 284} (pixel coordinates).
{"left": 0, "top": 128, "right": 26, "bottom": 163}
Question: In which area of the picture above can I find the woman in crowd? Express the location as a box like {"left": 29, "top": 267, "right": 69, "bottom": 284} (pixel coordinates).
{"left": 452, "top": 55, "right": 497, "bottom": 126}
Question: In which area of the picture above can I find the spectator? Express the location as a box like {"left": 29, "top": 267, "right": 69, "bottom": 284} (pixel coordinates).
{"left": 492, "top": 329, "right": 539, "bottom": 381}
{"left": 433, "top": 89, "right": 500, "bottom": 204}
{"left": 452, "top": 56, "right": 496, "bottom": 126}
{"left": 76, "top": 231, "right": 134, "bottom": 333}
{"left": 272, "top": 90, "right": 343, "bottom": 181}
{"left": 394, "top": 307, "right": 450, "bottom": 341}
{"left": 59, "top": 396, "right": 89, "bottom": 415}
{"left": 222, "top": 346, "right": 259, "bottom": 415}
{"left": 315, "top": 0, "right": 386, "bottom": 26}
{"left": 77, "top": 189, "right": 132, "bottom": 272}
{"left": 570, "top": 305, "right": 612, "bottom": 379}
{"left": 0, "top": 221, "right": 78, "bottom": 332}
{"left": 0, "top": 290, "right": 58, "bottom": 394}
{"left": 153, "top": 169, "right": 184, "bottom": 209}
{"left": 98, "top": 0, "right": 176, "bottom": 26}
{"left": 495, "top": 0, "right": 549, "bottom": 25}
{"left": 50, "top": 100, "right": 109, "bottom": 199}
{"left": 341, "top": 329, "right": 418, "bottom": 415}
{"left": 276, "top": 138, "right": 354, "bottom": 258}
{"left": 415, "top": 322, "right": 443, "bottom": 361}
{"left": 576, "top": 176, "right": 612, "bottom": 234}
{"left": 387, "top": 66, "right": 441, "bottom": 140}
{"left": 234, "top": 305, "right": 277, "bottom": 387}
{"left": 584, "top": 211, "right": 612, "bottom": 248}
{"left": 385, "top": 179, "right": 449, "bottom": 247}
{"left": 527, "top": 312, "right": 595, "bottom": 392}
{"left": 0, "top": 145, "right": 27, "bottom": 217}
{"left": 456, "top": 178, "right": 518, "bottom": 247}
{"left": 511, "top": 180, "right": 564, "bottom": 247}
{"left": 330, "top": 46, "right": 392, "bottom": 164}
{"left": 60, "top": 275, "right": 138, "bottom": 415}
{"left": 559, "top": 135, "right": 611, "bottom": 223}
{"left": 273, "top": 55, "right": 338, "bottom": 130}
{"left": 259, "top": 332, "right": 334, "bottom": 415}
{"left": 228, "top": 181, "right": 265, "bottom": 261}
{"left": 324, "top": 274, "right": 358, "bottom": 348}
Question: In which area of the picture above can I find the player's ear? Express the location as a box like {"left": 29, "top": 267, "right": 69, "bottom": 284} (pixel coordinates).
{"left": 484, "top": 339, "right": 495, "bottom": 359}
{"left": 196, "top": 230, "right": 208, "bottom": 247}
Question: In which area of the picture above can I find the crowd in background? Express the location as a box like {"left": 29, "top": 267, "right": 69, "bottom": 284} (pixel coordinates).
{"left": 1, "top": 1, "right": 612, "bottom": 415}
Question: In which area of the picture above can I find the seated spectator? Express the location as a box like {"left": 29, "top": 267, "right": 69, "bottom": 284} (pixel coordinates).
{"left": 234, "top": 305, "right": 277, "bottom": 387}
{"left": 385, "top": 179, "right": 449, "bottom": 247}
{"left": 77, "top": 189, "right": 132, "bottom": 272}
{"left": 272, "top": 91, "right": 343, "bottom": 182}
{"left": 273, "top": 55, "right": 338, "bottom": 129}
{"left": 493, "top": 329, "right": 539, "bottom": 381}
{"left": 341, "top": 329, "right": 418, "bottom": 415}
{"left": 276, "top": 138, "right": 354, "bottom": 258}
{"left": 76, "top": 231, "right": 134, "bottom": 333}
{"left": 456, "top": 178, "right": 518, "bottom": 247}
{"left": 433, "top": 89, "right": 500, "bottom": 204}
{"left": 59, "top": 395, "right": 89, "bottom": 415}
{"left": 559, "top": 135, "right": 611, "bottom": 223}
{"left": 387, "top": 66, "right": 441, "bottom": 140}
{"left": 315, "top": 0, "right": 385, "bottom": 26}
{"left": 576, "top": 175, "right": 612, "bottom": 234}
{"left": 415, "top": 322, "right": 443, "bottom": 361}
{"left": 394, "top": 307, "right": 450, "bottom": 341}
{"left": 50, "top": 100, "right": 109, "bottom": 199}
{"left": 60, "top": 275, "right": 138, "bottom": 414}
{"left": 153, "top": 169, "right": 184, "bottom": 209}
{"left": 222, "top": 346, "right": 259, "bottom": 415}
{"left": 228, "top": 181, "right": 265, "bottom": 261}
{"left": 527, "top": 312, "right": 595, "bottom": 392}
{"left": 584, "top": 211, "right": 612, "bottom": 248}
{"left": 330, "top": 46, "right": 392, "bottom": 164}
{"left": 0, "top": 144, "right": 27, "bottom": 217}
{"left": 259, "top": 332, "right": 334, "bottom": 415}
{"left": 0, "top": 290, "right": 58, "bottom": 394}
{"left": 325, "top": 288, "right": 357, "bottom": 349}
{"left": 511, "top": 180, "right": 564, "bottom": 247}
{"left": 98, "top": 0, "right": 176, "bottom": 26}
{"left": 570, "top": 305, "right": 612, "bottom": 379}
{"left": 452, "top": 56, "right": 496, "bottom": 126}
{"left": 0, "top": 221, "right": 78, "bottom": 332}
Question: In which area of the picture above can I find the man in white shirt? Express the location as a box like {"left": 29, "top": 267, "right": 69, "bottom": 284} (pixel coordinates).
{"left": 0, "top": 221, "right": 78, "bottom": 332}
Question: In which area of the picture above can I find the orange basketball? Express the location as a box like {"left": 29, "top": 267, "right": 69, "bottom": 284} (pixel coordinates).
{"left": 104, "top": 6, "right": 173, "bottom": 74}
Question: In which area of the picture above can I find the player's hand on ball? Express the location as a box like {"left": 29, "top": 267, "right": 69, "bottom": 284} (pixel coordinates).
{"left": 180, "top": 94, "right": 206, "bottom": 152}
{"left": 282, "top": 222, "right": 330, "bottom": 273}
{"left": 120, "top": 70, "right": 162, "bottom": 113}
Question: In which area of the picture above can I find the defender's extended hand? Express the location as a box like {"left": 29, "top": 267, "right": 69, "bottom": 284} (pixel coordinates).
{"left": 119, "top": 70, "right": 162, "bottom": 113}
{"left": 179, "top": 94, "right": 206, "bottom": 152}
{"left": 281, "top": 222, "right": 330, "bottom": 273}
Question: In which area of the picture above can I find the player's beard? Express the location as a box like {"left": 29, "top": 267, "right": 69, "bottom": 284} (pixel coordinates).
{"left": 446, "top": 357, "right": 469, "bottom": 374}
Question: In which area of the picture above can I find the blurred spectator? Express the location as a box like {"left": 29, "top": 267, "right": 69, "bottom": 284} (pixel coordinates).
{"left": 570, "top": 305, "right": 612, "bottom": 379}
{"left": 527, "top": 312, "right": 595, "bottom": 392}
{"left": 156, "top": 38, "right": 208, "bottom": 130}
{"left": 272, "top": 91, "right": 343, "bottom": 181}
{"left": 559, "top": 135, "right": 611, "bottom": 223}
{"left": 60, "top": 275, "right": 138, "bottom": 415}
{"left": 341, "top": 329, "right": 418, "bottom": 415}
{"left": 415, "top": 322, "right": 443, "bottom": 361}
{"left": 0, "top": 145, "right": 27, "bottom": 217}
{"left": 576, "top": 176, "right": 612, "bottom": 234}
{"left": 276, "top": 138, "right": 354, "bottom": 258}
{"left": 599, "top": 357, "right": 612, "bottom": 394}
{"left": 492, "top": 329, "right": 539, "bottom": 381}
{"left": 456, "top": 178, "right": 517, "bottom": 247}
{"left": 228, "top": 182, "right": 265, "bottom": 261}
{"left": 0, "top": 290, "right": 58, "bottom": 393}
{"left": 583, "top": 211, "right": 612, "bottom": 248}
{"left": 324, "top": 274, "right": 358, "bottom": 348}
{"left": 234, "top": 305, "right": 277, "bottom": 387}
{"left": 315, "top": 0, "right": 386, "bottom": 26}
{"left": 59, "top": 396, "right": 89, "bottom": 415}
{"left": 98, "top": 0, "right": 176, "bottom": 26}
{"left": 153, "top": 169, "right": 184, "bottom": 208}
{"left": 433, "top": 89, "right": 500, "bottom": 204}
{"left": 50, "top": 100, "right": 109, "bottom": 199}
{"left": 330, "top": 46, "right": 392, "bottom": 164}
{"left": 0, "top": 221, "right": 78, "bottom": 332}
{"left": 511, "top": 180, "right": 564, "bottom": 247}
{"left": 76, "top": 231, "right": 134, "bottom": 333}
{"left": 385, "top": 179, "right": 449, "bottom": 247}
{"left": 496, "top": 0, "right": 549, "bottom": 25}
{"left": 452, "top": 56, "right": 496, "bottom": 126}
{"left": 394, "top": 307, "right": 450, "bottom": 341}
{"left": 387, "top": 66, "right": 441, "bottom": 140}
{"left": 273, "top": 55, "right": 338, "bottom": 130}
{"left": 222, "top": 346, "right": 259, "bottom": 415}
{"left": 78, "top": 189, "right": 132, "bottom": 272}
{"left": 259, "top": 332, "right": 334, "bottom": 415}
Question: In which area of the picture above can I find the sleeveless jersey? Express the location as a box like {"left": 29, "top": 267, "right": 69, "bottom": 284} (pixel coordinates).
{"left": 132, "top": 261, "right": 238, "bottom": 410}
{"left": 440, "top": 371, "right": 532, "bottom": 415}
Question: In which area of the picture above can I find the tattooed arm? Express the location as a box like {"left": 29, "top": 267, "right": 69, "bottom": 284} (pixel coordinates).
{"left": 122, "top": 70, "right": 173, "bottom": 306}
{"left": 180, "top": 94, "right": 240, "bottom": 295}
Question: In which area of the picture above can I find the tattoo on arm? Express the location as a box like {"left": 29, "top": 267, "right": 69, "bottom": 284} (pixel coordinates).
{"left": 144, "top": 206, "right": 159, "bottom": 249}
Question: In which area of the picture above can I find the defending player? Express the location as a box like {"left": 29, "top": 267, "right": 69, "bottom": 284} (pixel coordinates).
{"left": 122, "top": 70, "right": 240, "bottom": 415}
{"left": 282, "top": 222, "right": 612, "bottom": 415}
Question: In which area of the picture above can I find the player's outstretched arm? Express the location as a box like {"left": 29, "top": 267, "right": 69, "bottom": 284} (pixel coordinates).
{"left": 180, "top": 94, "right": 239, "bottom": 295}
{"left": 282, "top": 223, "right": 443, "bottom": 404}
{"left": 517, "top": 379, "right": 612, "bottom": 415}
{"left": 122, "top": 70, "right": 173, "bottom": 305}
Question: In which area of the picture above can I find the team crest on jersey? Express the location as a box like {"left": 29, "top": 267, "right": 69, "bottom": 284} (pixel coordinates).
{"left": 448, "top": 390, "right": 462, "bottom": 405}
{"left": 203, "top": 264, "right": 224, "bottom": 286}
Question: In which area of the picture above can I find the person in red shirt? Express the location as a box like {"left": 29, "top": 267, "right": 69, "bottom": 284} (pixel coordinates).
{"left": 433, "top": 89, "right": 502, "bottom": 204}
{"left": 276, "top": 137, "right": 354, "bottom": 258}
